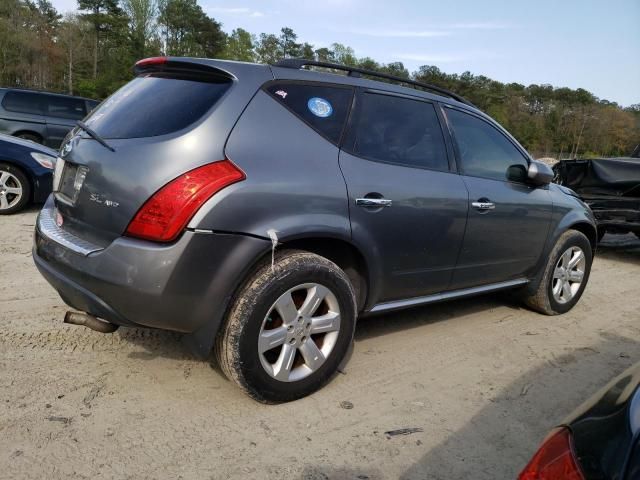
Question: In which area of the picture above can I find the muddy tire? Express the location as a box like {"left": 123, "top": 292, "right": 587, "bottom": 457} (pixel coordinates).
{"left": 524, "top": 230, "right": 592, "bottom": 315}
{"left": 0, "top": 163, "right": 31, "bottom": 214}
{"left": 214, "top": 250, "right": 357, "bottom": 403}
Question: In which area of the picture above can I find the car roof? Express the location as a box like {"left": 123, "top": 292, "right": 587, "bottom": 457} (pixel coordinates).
{"left": 0, "top": 87, "right": 97, "bottom": 102}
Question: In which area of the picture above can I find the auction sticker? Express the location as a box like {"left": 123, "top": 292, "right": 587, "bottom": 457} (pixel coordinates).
{"left": 307, "top": 97, "right": 333, "bottom": 118}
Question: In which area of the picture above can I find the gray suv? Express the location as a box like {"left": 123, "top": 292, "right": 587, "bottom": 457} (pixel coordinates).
{"left": 33, "top": 57, "right": 597, "bottom": 402}
{"left": 0, "top": 88, "right": 99, "bottom": 148}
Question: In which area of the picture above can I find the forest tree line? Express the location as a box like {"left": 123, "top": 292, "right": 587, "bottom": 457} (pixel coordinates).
{"left": 1, "top": 0, "right": 638, "bottom": 158}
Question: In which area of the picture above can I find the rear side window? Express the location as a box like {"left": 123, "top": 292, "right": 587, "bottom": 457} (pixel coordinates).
{"left": 2, "top": 91, "right": 43, "bottom": 115}
{"left": 84, "top": 74, "right": 231, "bottom": 139}
{"left": 45, "top": 96, "right": 87, "bottom": 120}
{"left": 265, "top": 82, "right": 353, "bottom": 145}
{"left": 349, "top": 92, "right": 449, "bottom": 171}
{"left": 445, "top": 108, "right": 529, "bottom": 182}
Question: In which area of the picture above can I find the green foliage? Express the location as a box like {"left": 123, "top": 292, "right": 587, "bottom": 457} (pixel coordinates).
{"left": 0, "top": 1, "right": 637, "bottom": 157}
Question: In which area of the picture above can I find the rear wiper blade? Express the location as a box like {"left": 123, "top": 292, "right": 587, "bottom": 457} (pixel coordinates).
{"left": 75, "top": 121, "right": 115, "bottom": 152}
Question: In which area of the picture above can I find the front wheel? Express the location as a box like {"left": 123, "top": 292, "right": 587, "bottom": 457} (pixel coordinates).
{"left": 215, "top": 250, "right": 357, "bottom": 403}
{"left": 0, "top": 163, "right": 30, "bottom": 214}
{"left": 524, "top": 230, "right": 593, "bottom": 315}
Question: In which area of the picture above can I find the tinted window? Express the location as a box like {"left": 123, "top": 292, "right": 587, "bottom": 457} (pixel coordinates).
{"left": 446, "top": 108, "right": 528, "bottom": 182}
{"left": 45, "top": 96, "right": 87, "bottom": 120}
{"left": 84, "top": 75, "right": 231, "bottom": 139}
{"left": 2, "top": 91, "right": 43, "bottom": 115}
{"left": 266, "top": 83, "right": 353, "bottom": 145}
{"left": 350, "top": 93, "right": 448, "bottom": 171}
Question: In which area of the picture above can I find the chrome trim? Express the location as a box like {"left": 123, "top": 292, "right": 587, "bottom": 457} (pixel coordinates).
{"left": 369, "top": 278, "right": 529, "bottom": 313}
{"left": 355, "top": 198, "right": 393, "bottom": 207}
{"left": 38, "top": 207, "right": 103, "bottom": 256}
{"left": 471, "top": 201, "right": 495, "bottom": 210}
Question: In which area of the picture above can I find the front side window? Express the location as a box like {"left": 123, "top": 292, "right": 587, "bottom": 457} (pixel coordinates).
{"left": 46, "top": 96, "right": 87, "bottom": 120}
{"left": 445, "top": 108, "right": 528, "bottom": 182}
{"left": 349, "top": 92, "right": 449, "bottom": 171}
{"left": 2, "top": 91, "right": 44, "bottom": 115}
{"left": 265, "top": 82, "right": 353, "bottom": 145}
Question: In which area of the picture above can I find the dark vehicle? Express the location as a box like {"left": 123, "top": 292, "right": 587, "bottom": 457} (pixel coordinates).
{"left": 0, "top": 88, "right": 99, "bottom": 148}
{"left": 554, "top": 157, "right": 640, "bottom": 241}
{"left": 0, "top": 134, "right": 57, "bottom": 214}
{"left": 519, "top": 363, "right": 640, "bottom": 479}
{"left": 33, "top": 57, "right": 597, "bottom": 402}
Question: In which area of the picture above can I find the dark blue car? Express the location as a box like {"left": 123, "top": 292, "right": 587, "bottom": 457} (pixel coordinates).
{"left": 0, "top": 133, "right": 57, "bottom": 214}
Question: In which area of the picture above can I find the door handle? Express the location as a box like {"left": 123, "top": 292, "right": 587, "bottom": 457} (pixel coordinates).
{"left": 356, "top": 198, "right": 393, "bottom": 208}
{"left": 471, "top": 201, "right": 495, "bottom": 211}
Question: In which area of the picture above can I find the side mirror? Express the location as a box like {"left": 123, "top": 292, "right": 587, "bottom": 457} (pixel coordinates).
{"left": 526, "top": 161, "right": 554, "bottom": 186}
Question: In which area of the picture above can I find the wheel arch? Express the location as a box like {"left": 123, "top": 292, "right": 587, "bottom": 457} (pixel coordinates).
{"left": 277, "top": 235, "right": 371, "bottom": 312}
{"left": 12, "top": 130, "right": 44, "bottom": 144}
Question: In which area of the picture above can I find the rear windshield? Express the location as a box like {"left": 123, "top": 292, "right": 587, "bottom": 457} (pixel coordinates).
{"left": 84, "top": 74, "right": 231, "bottom": 139}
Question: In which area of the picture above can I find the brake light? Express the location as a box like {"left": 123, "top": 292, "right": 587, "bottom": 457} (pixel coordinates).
{"left": 135, "top": 56, "right": 168, "bottom": 68}
{"left": 125, "top": 160, "right": 245, "bottom": 242}
{"left": 518, "top": 427, "right": 585, "bottom": 480}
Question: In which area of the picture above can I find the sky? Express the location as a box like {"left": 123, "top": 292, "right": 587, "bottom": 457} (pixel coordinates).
{"left": 50, "top": 0, "right": 640, "bottom": 106}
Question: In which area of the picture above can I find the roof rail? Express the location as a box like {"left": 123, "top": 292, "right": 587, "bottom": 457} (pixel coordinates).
{"left": 273, "top": 58, "right": 475, "bottom": 107}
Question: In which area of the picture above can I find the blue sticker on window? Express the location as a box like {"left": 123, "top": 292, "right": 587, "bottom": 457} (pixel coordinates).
{"left": 307, "top": 97, "right": 333, "bottom": 118}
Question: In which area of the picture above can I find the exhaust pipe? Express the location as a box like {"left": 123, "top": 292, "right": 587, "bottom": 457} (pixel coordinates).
{"left": 64, "top": 311, "right": 119, "bottom": 333}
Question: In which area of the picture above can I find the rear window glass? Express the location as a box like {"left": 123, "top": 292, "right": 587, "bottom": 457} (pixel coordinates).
{"left": 46, "top": 96, "right": 87, "bottom": 120}
{"left": 349, "top": 92, "right": 449, "bottom": 171}
{"left": 84, "top": 75, "right": 231, "bottom": 139}
{"left": 2, "top": 91, "right": 43, "bottom": 115}
{"left": 265, "top": 82, "right": 353, "bottom": 145}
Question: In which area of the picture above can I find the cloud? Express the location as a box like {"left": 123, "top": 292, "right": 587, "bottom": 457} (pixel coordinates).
{"left": 395, "top": 53, "right": 465, "bottom": 63}
{"left": 346, "top": 28, "right": 451, "bottom": 38}
{"left": 395, "top": 50, "right": 504, "bottom": 64}
{"left": 207, "top": 7, "right": 264, "bottom": 18}
{"left": 449, "top": 21, "right": 515, "bottom": 30}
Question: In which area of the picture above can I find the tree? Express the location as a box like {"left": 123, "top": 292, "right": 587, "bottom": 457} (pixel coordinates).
{"left": 121, "top": 0, "right": 158, "bottom": 60}
{"left": 157, "top": 0, "right": 225, "bottom": 57}
{"left": 77, "top": 0, "right": 123, "bottom": 79}
{"left": 255, "top": 33, "right": 280, "bottom": 64}
{"left": 279, "top": 27, "right": 300, "bottom": 58}
{"left": 223, "top": 28, "right": 255, "bottom": 62}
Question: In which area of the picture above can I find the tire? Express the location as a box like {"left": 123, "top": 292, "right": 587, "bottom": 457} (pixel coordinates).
{"left": 524, "top": 230, "right": 592, "bottom": 315}
{"left": 0, "top": 163, "right": 31, "bottom": 214}
{"left": 15, "top": 132, "right": 42, "bottom": 144}
{"left": 215, "top": 250, "right": 357, "bottom": 403}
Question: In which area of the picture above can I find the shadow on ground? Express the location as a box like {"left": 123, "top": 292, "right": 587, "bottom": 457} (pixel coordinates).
{"left": 399, "top": 331, "right": 639, "bottom": 480}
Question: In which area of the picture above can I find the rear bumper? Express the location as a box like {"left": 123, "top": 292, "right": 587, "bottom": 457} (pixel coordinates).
{"left": 33, "top": 199, "right": 271, "bottom": 334}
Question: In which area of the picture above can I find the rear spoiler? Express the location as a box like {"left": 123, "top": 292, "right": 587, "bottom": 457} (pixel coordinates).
{"left": 133, "top": 57, "right": 233, "bottom": 83}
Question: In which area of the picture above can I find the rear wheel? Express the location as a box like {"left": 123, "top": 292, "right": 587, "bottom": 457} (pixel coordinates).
{"left": 524, "top": 230, "right": 592, "bottom": 315}
{"left": 215, "top": 250, "right": 357, "bottom": 403}
{"left": 0, "top": 163, "right": 30, "bottom": 214}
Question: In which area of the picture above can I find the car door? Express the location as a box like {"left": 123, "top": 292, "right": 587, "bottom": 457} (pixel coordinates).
{"left": 43, "top": 96, "right": 87, "bottom": 148}
{"left": 339, "top": 90, "right": 469, "bottom": 303}
{"left": 0, "top": 90, "right": 47, "bottom": 139}
{"left": 442, "top": 106, "right": 553, "bottom": 290}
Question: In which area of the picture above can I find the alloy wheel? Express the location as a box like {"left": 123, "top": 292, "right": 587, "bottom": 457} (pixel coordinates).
{"left": 552, "top": 246, "right": 586, "bottom": 304}
{"left": 0, "top": 171, "right": 23, "bottom": 211}
{"left": 258, "top": 283, "right": 341, "bottom": 382}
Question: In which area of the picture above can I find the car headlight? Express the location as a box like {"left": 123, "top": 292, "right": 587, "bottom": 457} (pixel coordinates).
{"left": 30, "top": 152, "right": 56, "bottom": 169}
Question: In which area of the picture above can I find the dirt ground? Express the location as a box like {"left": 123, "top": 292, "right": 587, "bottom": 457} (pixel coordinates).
{"left": 1, "top": 207, "right": 639, "bottom": 480}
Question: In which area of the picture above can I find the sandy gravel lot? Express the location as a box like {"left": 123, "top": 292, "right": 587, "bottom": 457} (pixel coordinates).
{"left": 1, "top": 207, "right": 639, "bottom": 480}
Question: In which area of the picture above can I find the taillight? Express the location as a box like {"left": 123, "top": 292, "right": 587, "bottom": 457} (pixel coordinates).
{"left": 125, "top": 160, "right": 245, "bottom": 242}
{"left": 518, "top": 427, "right": 585, "bottom": 480}
{"left": 135, "top": 56, "right": 167, "bottom": 68}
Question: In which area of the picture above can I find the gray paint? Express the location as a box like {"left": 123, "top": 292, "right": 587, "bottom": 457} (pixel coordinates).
{"left": 32, "top": 58, "right": 597, "bottom": 357}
